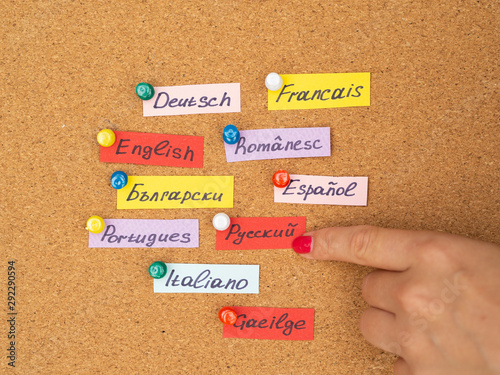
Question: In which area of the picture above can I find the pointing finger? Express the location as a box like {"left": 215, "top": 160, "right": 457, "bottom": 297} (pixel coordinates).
{"left": 292, "top": 225, "right": 435, "bottom": 271}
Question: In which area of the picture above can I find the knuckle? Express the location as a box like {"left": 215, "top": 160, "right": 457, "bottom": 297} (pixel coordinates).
{"left": 392, "top": 358, "right": 407, "bottom": 374}
{"left": 361, "top": 273, "right": 372, "bottom": 301}
{"left": 359, "top": 309, "right": 373, "bottom": 337}
{"left": 394, "top": 282, "right": 429, "bottom": 313}
{"left": 361, "top": 270, "right": 381, "bottom": 303}
{"left": 350, "top": 225, "right": 377, "bottom": 263}
{"left": 387, "top": 342, "right": 403, "bottom": 357}
{"left": 416, "top": 237, "right": 458, "bottom": 269}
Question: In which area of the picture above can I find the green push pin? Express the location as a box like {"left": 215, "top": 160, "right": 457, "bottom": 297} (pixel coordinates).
{"left": 149, "top": 261, "right": 167, "bottom": 279}
{"left": 136, "top": 82, "right": 155, "bottom": 101}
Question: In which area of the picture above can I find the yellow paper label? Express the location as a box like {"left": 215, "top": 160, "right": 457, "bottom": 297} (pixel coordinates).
{"left": 117, "top": 176, "right": 234, "bottom": 209}
{"left": 268, "top": 73, "right": 370, "bottom": 110}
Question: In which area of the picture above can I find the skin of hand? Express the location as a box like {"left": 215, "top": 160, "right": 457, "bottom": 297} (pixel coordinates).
{"left": 292, "top": 226, "right": 500, "bottom": 375}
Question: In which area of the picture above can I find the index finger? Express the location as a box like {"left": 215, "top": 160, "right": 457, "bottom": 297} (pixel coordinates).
{"left": 292, "top": 225, "right": 433, "bottom": 271}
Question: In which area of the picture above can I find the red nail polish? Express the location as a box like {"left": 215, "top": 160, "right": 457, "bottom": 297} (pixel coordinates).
{"left": 292, "top": 236, "right": 312, "bottom": 254}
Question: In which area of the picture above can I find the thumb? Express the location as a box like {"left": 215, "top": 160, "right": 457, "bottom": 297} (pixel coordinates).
{"left": 292, "top": 225, "right": 421, "bottom": 271}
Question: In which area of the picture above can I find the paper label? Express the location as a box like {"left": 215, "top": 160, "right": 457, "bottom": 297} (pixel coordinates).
{"left": 117, "top": 176, "right": 234, "bottom": 209}
{"left": 88, "top": 219, "right": 199, "bottom": 248}
{"left": 100, "top": 131, "right": 203, "bottom": 168}
{"left": 223, "top": 307, "right": 315, "bottom": 340}
{"left": 268, "top": 73, "right": 370, "bottom": 110}
{"left": 274, "top": 175, "right": 368, "bottom": 206}
{"left": 216, "top": 217, "right": 306, "bottom": 250}
{"left": 153, "top": 264, "right": 259, "bottom": 294}
{"left": 224, "top": 127, "right": 330, "bottom": 162}
{"left": 143, "top": 83, "right": 240, "bottom": 116}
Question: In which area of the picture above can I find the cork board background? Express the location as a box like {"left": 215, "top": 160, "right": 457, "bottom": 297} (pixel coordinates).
{"left": 1, "top": 0, "right": 498, "bottom": 374}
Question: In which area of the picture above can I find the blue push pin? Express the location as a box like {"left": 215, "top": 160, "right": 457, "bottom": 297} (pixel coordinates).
{"left": 110, "top": 171, "right": 128, "bottom": 189}
{"left": 223, "top": 124, "right": 240, "bottom": 144}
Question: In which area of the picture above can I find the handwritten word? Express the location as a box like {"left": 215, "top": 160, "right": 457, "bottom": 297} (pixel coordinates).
{"left": 153, "top": 264, "right": 259, "bottom": 294}
{"left": 165, "top": 269, "right": 248, "bottom": 290}
{"left": 154, "top": 92, "right": 231, "bottom": 109}
{"left": 235, "top": 136, "right": 322, "bottom": 155}
{"left": 116, "top": 139, "right": 194, "bottom": 161}
{"left": 234, "top": 313, "right": 306, "bottom": 336}
{"left": 276, "top": 83, "right": 363, "bottom": 103}
{"left": 100, "top": 224, "right": 190, "bottom": 247}
{"left": 225, "top": 222, "right": 297, "bottom": 245}
{"left": 126, "top": 183, "right": 223, "bottom": 204}
{"left": 268, "top": 73, "right": 370, "bottom": 110}
{"left": 283, "top": 180, "right": 357, "bottom": 201}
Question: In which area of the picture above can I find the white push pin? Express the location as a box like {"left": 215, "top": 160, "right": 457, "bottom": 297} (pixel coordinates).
{"left": 213, "top": 213, "right": 231, "bottom": 231}
{"left": 265, "top": 73, "right": 283, "bottom": 91}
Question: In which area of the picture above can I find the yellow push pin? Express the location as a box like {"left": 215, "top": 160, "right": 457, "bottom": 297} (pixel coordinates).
{"left": 86, "top": 216, "right": 105, "bottom": 234}
{"left": 97, "top": 129, "right": 116, "bottom": 147}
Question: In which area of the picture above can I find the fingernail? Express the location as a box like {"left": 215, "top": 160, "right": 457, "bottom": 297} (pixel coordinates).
{"left": 292, "top": 236, "right": 312, "bottom": 254}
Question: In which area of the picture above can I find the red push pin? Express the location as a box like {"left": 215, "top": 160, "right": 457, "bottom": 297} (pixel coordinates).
{"left": 272, "top": 169, "right": 290, "bottom": 188}
{"left": 218, "top": 307, "right": 238, "bottom": 325}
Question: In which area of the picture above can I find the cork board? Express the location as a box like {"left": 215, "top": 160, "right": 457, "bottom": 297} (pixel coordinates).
{"left": 1, "top": 0, "right": 498, "bottom": 373}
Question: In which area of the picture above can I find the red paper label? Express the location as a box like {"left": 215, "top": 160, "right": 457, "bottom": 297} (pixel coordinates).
{"left": 100, "top": 131, "right": 203, "bottom": 168}
{"left": 216, "top": 217, "right": 306, "bottom": 250}
{"left": 223, "top": 307, "right": 315, "bottom": 341}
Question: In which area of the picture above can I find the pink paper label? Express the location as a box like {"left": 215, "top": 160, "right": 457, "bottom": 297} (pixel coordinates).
{"left": 274, "top": 175, "right": 368, "bottom": 206}
{"left": 224, "top": 127, "right": 330, "bottom": 162}
{"left": 143, "top": 83, "right": 240, "bottom": 117}
{"left": 88, "top": 219, "right": 199, "bottom": 248}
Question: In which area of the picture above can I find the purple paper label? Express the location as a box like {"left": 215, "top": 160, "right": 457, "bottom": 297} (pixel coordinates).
{"left": 88, "top": 219, "right": 199, "bottom": 248}
{"left": 224, "top": 127, "right": 330, "bottom": 162}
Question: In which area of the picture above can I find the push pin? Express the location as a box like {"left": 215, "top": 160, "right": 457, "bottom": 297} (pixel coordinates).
{"left": 136, "top": 82, "right": 155, "bottom": 101}
{"left": 148, "top": 261, "right": 167, "bottom": 279}
{"left": 265, "top": 73, "right": 283, "bottom": 91}
{"left": 272, "top": 169, "right": 291, "bottom": 188}
{"left": 97, "top": 129, "right": 116, "bottom": 147}
{"left": 218, "top": 307, "right": 238, "bottom": 325}
{"left": 223, "top": 124, "right": 240, "bottom": 144}
{"left": 110, "top": 171, "right": 128, "bottom": 190}
{"left": 86, "top": 215, "right": 105, "bottom": 234}
{"left": 212, "top": 213, "right": 231, "bottom": 231}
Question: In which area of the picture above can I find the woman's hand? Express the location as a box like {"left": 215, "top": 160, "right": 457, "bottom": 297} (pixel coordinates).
{"left": 292, "top": 226, "right": 500, "bottom": 375}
